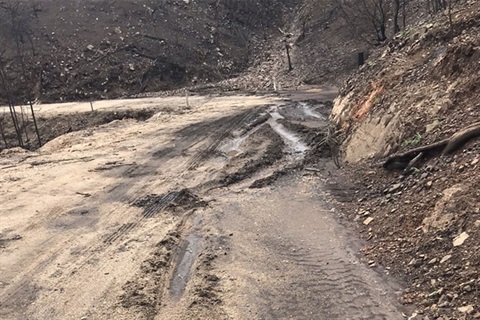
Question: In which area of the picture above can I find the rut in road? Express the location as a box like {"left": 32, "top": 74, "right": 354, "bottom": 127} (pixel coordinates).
{"left": 215, "top": 176, "right": 407, "bottom": 319}
{"left": 185, "top": 107, "right": 262, "bottom": 170}
{"left": 0, "top": 104, "right": 276, "bottom": 320}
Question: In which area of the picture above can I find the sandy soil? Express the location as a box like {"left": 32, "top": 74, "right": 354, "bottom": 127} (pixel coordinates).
{"left": 0, "top": 88, "right": 407, "bottom": 319}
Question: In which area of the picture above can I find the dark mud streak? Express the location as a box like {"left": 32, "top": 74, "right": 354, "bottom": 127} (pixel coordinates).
{"left": 185, "top": 108, "right": 262, "bottom": 170}
{"left": 169, "top": 231, "right": 202, "bottom": 300}
{"left": 220, "top": 125, "right": 285, "bottom": 186}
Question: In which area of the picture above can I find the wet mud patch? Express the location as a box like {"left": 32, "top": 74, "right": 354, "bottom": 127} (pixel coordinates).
{"left": 165, "top": 189, "right": 208, "bottom": 213}
{"left": 180, "top": 233, "right": 226, "bottom": 318}
{"left": 249, "top": 168, "right": 289, "bottom": 189}
{"left": 277, "top": 101, "right": 327, "bottom": 121}
{"left": 189, "top": 252, "right": 223, "bottom": 308}
{"left": 237, "top": 110, "right": 270, "bottom": 135}
{"left": 0, "top": 234, "right": 22, "bottom": 249}
{"left": 270, "top": 102, "right": 337, "bottom": 165}
{"left": 133, "top": 189, "right": 207, "bottom": 218}
{"left": 278, "top": 119, "right": 323, "bottom": 145}
{"left": 132, "top": 192, "right": 178, "bottom": 218}
{"left": 275, "top": 100, "right": 333, "bottom": 123}
{"left": 182, "top": 108, "right": 265, "bottom": 170}
{"left": 169, "top": 230, "right": 202, "bottom": 300}
{"left": 120, "top": 231, "right": 181, "bottom": 318}
{"left": 174, "top": 108, "right": 262, "bottom": 141}
{"left": 220, "top": 125, "right": 285, "bottom": 186}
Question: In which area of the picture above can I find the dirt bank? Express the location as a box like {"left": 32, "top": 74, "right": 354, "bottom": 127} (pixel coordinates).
{"left": 328, "top": 2, "right": 480, "bottom": 318}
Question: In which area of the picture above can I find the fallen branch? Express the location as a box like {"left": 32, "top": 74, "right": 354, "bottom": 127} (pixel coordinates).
{"left": 384, "top": 122, "right": 480, "bottom": 170}
{"left": 384, "top": 139, "right": 447, "bottom": 170}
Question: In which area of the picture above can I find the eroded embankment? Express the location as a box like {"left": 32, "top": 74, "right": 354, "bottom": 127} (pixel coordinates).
{"left": 327, "top": 4, "right": 480, "bottom": 318}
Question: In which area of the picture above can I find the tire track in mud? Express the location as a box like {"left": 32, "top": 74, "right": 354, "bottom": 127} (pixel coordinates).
{"left": 103, "top": 192, "right": 178, "bottom": 244}
{"left": 267, "top": 243, "right": 400, "bottom": 320}
{"left": 186, "top": 107, "right": 261, "bottom": 170}
{"left": 1, "top": 106, "right": 269, "bottom": 319}
{"left": 0, "top": 162, "right": 180, "bottom": 317}
{"left": 98, "top": 107, "right": 263, "bottom": 248}
{"left": 66, "top": 107, "right": 260, "bottom": 249}
{"left": 217, "top": 179, "right": 406, "bottom": 320}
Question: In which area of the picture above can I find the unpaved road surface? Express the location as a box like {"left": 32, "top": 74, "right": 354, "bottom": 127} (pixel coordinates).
{"left": 1, "top": 89, "right": 406, "bottom": 319}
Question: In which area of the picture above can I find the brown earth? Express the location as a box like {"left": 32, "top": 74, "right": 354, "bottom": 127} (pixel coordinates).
{"left": 1, "top": 0, "right": 479, "bottom": 319}
{"left": 327, "top": 1, "right": 480, "bottom": 319}
{"left": 0, "top": 89, "right": 416, "bottom": 319}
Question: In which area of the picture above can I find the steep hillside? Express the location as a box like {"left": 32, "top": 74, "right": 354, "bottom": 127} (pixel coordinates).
{"left": 1, "top": 0, "right": 411, "bottom": 103}
{"left": 330, "top": 1, "right": 480, "bottom": 318}
{"left": 0, "top": 0, "right": 298, "bottom": 103}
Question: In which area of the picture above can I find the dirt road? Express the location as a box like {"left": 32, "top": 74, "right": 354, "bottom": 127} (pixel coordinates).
{"left": 0, "top": 89, "right": 406, "bottom": 319}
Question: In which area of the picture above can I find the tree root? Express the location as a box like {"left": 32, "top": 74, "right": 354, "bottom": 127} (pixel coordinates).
{"left": 384, "top": 122, "right": 480, "bottom": 170}
{"left": 442, "top": 122, "right": 480, "bottom": 154}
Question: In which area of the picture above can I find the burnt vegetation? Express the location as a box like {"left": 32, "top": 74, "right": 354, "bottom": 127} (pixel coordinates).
{"left": 338, "top": 0, "right": 460, "bottom": 44}
{"left": 0, "top": 0, "right": 469, "bottom": 152}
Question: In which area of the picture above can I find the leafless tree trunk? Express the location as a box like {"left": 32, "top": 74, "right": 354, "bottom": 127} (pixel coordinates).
{"left": 375, "top": 0, "right": 387, "bottom": 41}
{"left": 20, "top": 106, "right": 29, "bottom": 142}
{"left": 339, "top": 0, "right": 390, "bottom": 43}
{"left": 28, "top": 100, "right": 41, "bottom": 147}
{"left": 0, "top": 115, "right": 8, "bottom": 148}
{"left": 447, "top": 0, "right": 455, "bottom": 37}
{"left": 0, "top": 68, "right": 23, "bottom": 147}
{"left": 393, "top": 0, "right": 401, "bottom": 34}
{"left": 285, "top": 43, "right": 293, "bottom": 71}
{"left": 0, "top": 0, "right": 42, "bottom": 148}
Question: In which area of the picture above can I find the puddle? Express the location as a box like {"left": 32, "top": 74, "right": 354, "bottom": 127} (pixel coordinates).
{"left": 267, "top": 106, "right": 309, "bottom": 155}
{"left": 219, "top": 105, "right": 311, "bottom": 159}
{"left": 218, "top": 115, "right": 266, "bottom": 157}
{"left": 169, "top": 216, "right": 202, "bottom": 300}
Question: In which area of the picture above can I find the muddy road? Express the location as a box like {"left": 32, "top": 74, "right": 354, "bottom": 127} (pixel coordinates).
{"left": 0, "top": 88, "right": 406, "bottom": 319}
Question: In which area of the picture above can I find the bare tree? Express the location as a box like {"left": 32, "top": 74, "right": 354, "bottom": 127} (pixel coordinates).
{"left": 0, "top": 66, "right": 23, "bottom": 147}
{"left": 447, "top": 0, "right": 457, "bottom": 37}
{"left": 339, "top": 0, "right": 390, "bottom": 43}
{"left": 393, "top": 0, "right": 401, "bottom": 34}
{"left": 0, "top": 0, "right": 42, "bottom": 149}
{"left": 0, "top": 113, "right": 8, "bottom": 148}
{"left": 425, "top": 0, "right": 457, "bottom": 36}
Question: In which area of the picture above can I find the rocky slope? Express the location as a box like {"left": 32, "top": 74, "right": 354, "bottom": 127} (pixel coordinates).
{"left": 0, "top": 0, "right": 298, "bottom": 103}
{"left": 0, "top": 0, "right": 386, "bottom": 103}
{"left": 330, "top": 1, "right": 480, "bottom": 318}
